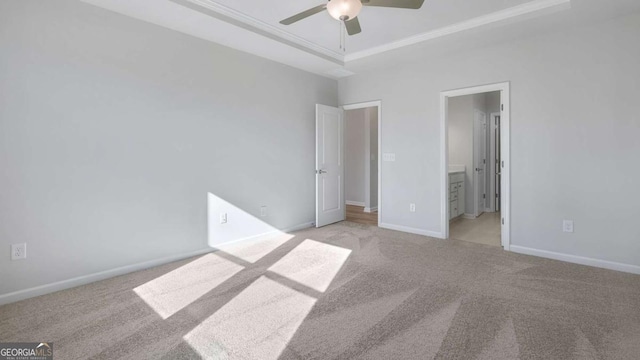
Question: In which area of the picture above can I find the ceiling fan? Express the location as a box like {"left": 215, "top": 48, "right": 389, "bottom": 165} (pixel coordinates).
{"left": 279, "top": 0, "right": 425, "bottom": 36}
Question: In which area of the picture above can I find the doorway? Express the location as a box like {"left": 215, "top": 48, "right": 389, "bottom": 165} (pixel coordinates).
{"left": 344, "top": 104, "right": 380, "bottom": 226}
{"left": 315, "top": 101, "right": 381, "bottom": 228}
{"left": 441, "top": 83, "right": 510, "bottom": 250}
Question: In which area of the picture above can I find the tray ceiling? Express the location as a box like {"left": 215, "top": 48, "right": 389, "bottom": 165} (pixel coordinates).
{"left": 78, "top": 0, "right": 640, "bottom": 77}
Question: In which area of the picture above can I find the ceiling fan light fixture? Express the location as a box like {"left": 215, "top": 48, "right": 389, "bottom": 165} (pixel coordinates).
{"left": 327, "top": 0, "right": 362, "bottom": 21}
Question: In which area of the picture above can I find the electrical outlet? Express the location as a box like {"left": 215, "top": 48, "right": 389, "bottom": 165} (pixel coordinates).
{"left": 563, "top": 220, "right": 574, "bottom": 233}
{"left": 260, "top": 206, "right": 268, "bottom": 217}
{"left": 409, "top": 203, "right": 416, "bottom": 212}
{"left": 11, "top": 243, "right": 26, "bottom": 260}
{"left": 220, "top": 213, "right": 228, "bottom": 224}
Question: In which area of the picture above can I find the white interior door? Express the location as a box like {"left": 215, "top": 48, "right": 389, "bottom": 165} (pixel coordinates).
{"left": 474, "top": 110, "right": 487, "bottom": 216}
{"left": 316, "top": 104, "right": 345, "bottom": 227}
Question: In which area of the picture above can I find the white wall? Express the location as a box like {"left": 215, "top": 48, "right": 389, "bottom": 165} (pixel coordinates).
{"left": 345, "top": 109, "right": 367, "bottom": 204}
{"left": 0, "top": 0, "right": 337, "bottom": 297}
{"left": 340, "top": 12, "right": 640, "bottom": 268}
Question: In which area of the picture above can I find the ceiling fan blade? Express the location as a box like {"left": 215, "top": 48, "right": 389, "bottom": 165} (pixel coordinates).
{"left": 345, "top": 17, "right": 362, "bottom": 36}
{"left": 279, "top": 4, "right": 327, "bottom": 25}
{"left": 361, "top": 0, "right": 425, "bottom": 9}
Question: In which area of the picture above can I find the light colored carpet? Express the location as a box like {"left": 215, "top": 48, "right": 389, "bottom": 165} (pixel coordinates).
{"left": 1, "top": 222, "right": 640, "bottom": 359}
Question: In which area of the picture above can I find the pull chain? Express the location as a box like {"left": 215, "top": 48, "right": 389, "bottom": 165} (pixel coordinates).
{"left": 343, "top": 22, "right": 346, "bottom": 52}
{"left": 339, "top": 21, "right": 346, "bottom": 52}
{"left": 339, "top": 21, "right": 343, "bottom": 51}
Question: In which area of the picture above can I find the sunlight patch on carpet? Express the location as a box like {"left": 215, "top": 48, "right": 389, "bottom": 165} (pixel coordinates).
{"left": 268, "top": 239, "right": 352, "bottom": 292}
{"left": 134, "top": 253, "right": 243, "bottom": 319}
{"left": 184, "top": 276, "right": 316, "bottom": 360}
{"left": 215, "top": 232, "right": 294, "bottom": 263}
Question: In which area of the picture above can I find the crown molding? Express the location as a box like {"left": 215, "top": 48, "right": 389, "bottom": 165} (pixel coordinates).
{"left": 345, "top": 0, "right": 571, "bottom": 61}
{"left": 174, "top": 0, "right": 570, "bottom": 66}
{"left": 179, "top": 0, "right": 345, "bottom": 63}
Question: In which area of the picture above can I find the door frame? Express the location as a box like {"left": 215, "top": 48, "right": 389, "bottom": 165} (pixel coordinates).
{"left": 342, "top": 100, "right": 382, "bottom": 227}
{"left": 488, "top": 112, "right": 501, "bottom": 213}
{"left": 440, "top": 82, "right": 510, "bottom": 250}
{"left": 473, "top": 110, "right": 487, "bottom": 217}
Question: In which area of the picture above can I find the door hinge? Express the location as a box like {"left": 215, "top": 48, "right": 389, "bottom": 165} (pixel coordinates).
{"left": 501, "top": 104, "right": 504, "bottom": 111}
{"left": 483, "top": 194, "right": 485, "bottom": 199}
{"left": 502, "top": 218, "right": 504, "bottom": 225}
{"left": 501, "top": 160, "right": 504, "bottom": 168}
{"left": 483, "top": 159, "right": 486, "bottom": 164}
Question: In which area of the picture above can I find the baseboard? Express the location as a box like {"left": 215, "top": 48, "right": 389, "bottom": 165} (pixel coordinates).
{"left": 0, "top": 247, "right": 212, "bottom": 306}
{"left": 346, "top": 200, "right": 365, "bottom": 207}
{"left": 282, "top": 221, "right": 315, "bottom": 233}
{"left": 463, "top": 213, "right": 476, "bottom": 219}
{"left": 379, "top": 222, "right": 445, "bottom": 239}
{"left": 510, "top": 245, "right": 640, "bottom": 275}
{"left": 363, "top": 206, "right": 378, "bottom": 213}
{"left": 211, "top": 221, "right": 314, "bottom": 249}
{"left": 0, "top": 221, "right": 315, "bottom": 306}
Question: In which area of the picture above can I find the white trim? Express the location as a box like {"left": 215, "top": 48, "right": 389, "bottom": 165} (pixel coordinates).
{"left": 510, "top": 246, "right": 640, "bottom": 275}
{"left": 342, "top": 101, "right": 382, "bottom": 228}
{"left": 364, "top": 108, "right": 372, "bottom": 211}
{"left": 346, "top": 200, "right": 366, "bottom": 207}
{"left": 172, "top": 0, "right": 571, "bottom": 65}
{"left": 364, "top": 206, "right": 378, "bottom": 213}
{"left": 282, "top": 221, "right": 315, "bottom": 233}
{"left": 0, "top": 221, "right": 314, "bottom": 306}
{"left": 0, "top": 248, "right": 212, "bottom": 306}
{"left": 181, "top": 0, "right": 344, "bottom": 62}
{"left": 342, "top": 101, "right": 381, "bottom": 111}
{"left": 473, "top": 109, "right": 487, "bottom": 217}
{"left": 441, "top": 82, "right": 511, "bottom": 251}
{"left": 344, "top": 0, "right": 571, "bottom": 61}
{"left": 211, "top": 221, "right": 315, "bottom": 248}
{"left": 181, "top": 0, "right": 571, "bottom": 65}
{"left": 463, "top": 213, "right": 477, "bottom": 220}
{"left": 488, "top": 111, "right": 501, "bottom": 213}
{"left": 379, "top": 223, "right": 444, "bottom": 239}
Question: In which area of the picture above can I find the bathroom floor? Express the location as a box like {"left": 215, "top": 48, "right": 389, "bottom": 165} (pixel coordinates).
{"left": 450, "top": 212, "right": 501, "bottom": 247}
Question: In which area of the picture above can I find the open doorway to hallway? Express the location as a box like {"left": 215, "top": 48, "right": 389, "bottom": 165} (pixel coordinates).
{"left": 344, "top": 106, "right": 379, "bottom": 226}
{"left": 447, "top": 91, "right": 502, "bottom": 247}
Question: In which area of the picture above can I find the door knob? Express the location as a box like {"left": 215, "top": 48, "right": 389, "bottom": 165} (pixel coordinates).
{"left": 316, "top": 169, "right": 327, "bottom": 174}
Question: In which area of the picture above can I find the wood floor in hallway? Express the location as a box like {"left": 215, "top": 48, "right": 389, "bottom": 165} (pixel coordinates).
{"left": 346, "top": 205, "right": 378, "bottom": 226}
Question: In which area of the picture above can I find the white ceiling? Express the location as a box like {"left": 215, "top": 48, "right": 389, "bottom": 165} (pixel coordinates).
{"left": 80, "top": 0, "right": 640, "bottom": 78}
{"left": 211, "top": 0, "right": 536, "bottom": 53}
